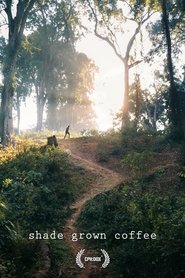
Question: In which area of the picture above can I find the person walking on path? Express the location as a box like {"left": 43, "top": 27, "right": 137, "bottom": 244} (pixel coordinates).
{"left": 64, "top": 125, "right": 70, "bottom": 139}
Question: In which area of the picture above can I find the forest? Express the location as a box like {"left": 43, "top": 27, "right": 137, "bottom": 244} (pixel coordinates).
{"left": 0, "top": 0, "right": 185, "bottom": 278}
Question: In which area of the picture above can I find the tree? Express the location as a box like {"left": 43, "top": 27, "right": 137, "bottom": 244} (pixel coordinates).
{"left": 55, "top": 52, "right": 97, "bottom": 131}
{"left": 17, "top": 33, "right": 76, "bottom": 131}
{"left": 31, "top": 0, "right": 83, "bottom": 131}
{"left": 146, "top": 0, "right": 185, "bottom": 138}
{"left": 161, "top": 0, "right": 184, "bottom": 138}
{"left": 0, "top": 0, "right": 37, "bottom": 144}
{"left": 16, "top": 24, "right": 96, "bottom": 132}
{"left": 46, "top": 41, "right": 76, "bottom": 130}
{"left": 14, "top": 0, "right": 80, "bottom": 131}
{"left": 15, "top": 50, "right": 33, "bottom": 133}
{"left": 129, "top": 73, "right": 143, "bottom": 130}
{"left": 83, "top": 0, "right": 154, "bottom": 128}
{"left": 129, "top": 70, "right": 168, "bottom": 132}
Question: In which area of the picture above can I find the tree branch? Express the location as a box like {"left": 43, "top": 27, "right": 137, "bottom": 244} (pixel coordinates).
{"left": 125, "top": 10, "right": 155, "bottom": 60}
{"left": 19, "top": 0, "right": 36, "bottom": 37}
{"left": 86, "top": 0, "right": 125, "bottom": 63}
{"left": 129, "top": 59, "right": 143, "bottom": 69}
{"left": 4, "top": 0, "right": 13, "bottom": 37}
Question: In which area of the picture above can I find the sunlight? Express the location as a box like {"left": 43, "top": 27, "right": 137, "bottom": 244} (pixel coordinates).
{"left": 77, "top": 34, "right": 124, "bottom": 131}
{"left": 16, "top": 19, "right": 154, "bottom": 132}
{"left": 19, "top": 98, "right": 37, "bottom": 130}
{"left": 76, "top": 17, "right": 151, "bottom": 131}
{"left": 92, "top": 68, "right": 124, "bottom": 130}
{"left": 17, "top": 34, "right": 125, "bottom": 132}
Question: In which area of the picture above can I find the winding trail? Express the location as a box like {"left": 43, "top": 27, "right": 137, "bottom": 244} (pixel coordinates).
{"left": 63, "top": 151, "right": 123, "bottom": 278}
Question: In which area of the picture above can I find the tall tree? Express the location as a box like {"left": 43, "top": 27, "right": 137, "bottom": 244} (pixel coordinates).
{"left": 55, "top": 52, "right": 97, "bottom": 131}
{"left": 28, "top": 0, "right": 80, "bottom": 131}
{"left": 16, "top": 30, "right": 96, "bottom": 131}
{"left": 161, "top": 0, "right": 183, "bottom": 138}
{"left": 129, "top": 70, "right": 168, "bottom": 132}
{"left": 129, "top": 73, "right": 143, "bottom": 130}
{"left": 146, "top": 0, "right": 185, "bottom": 138}
{"left": 83, "top": 0, "right": 154, "bottom": 128}
{"left": 0, "top": 0, "right": 37, "bottom": 144}
{"left": 15, "top": 41, "right": 33, "bottom": 133}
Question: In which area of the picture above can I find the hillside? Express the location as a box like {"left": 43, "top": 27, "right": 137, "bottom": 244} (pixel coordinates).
{"left": 59, "top": 132, "right": 185, "bottom": 277}
{"left": 0, "top": 131, "right": 185, "bottom": 278}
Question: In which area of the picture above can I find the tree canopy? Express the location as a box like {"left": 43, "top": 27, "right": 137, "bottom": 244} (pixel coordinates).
{"left": 0, "top": 0, "right": 184, "bottom": 138}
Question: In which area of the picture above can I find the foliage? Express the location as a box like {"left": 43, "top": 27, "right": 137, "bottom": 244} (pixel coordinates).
{"left": 0, "top": 142, "right": 91, "bottom": 276}
{"left": 122, "top": 150, "right": 154, "bottom": 177}
{"left": 80, "top": 128, "right": 101, "bottom": 137}
{"left": 49, "top": 240, "right": 74, "bottom": 274}
{"left": 0, "top": 0, "right": 38, "bottom": 143}
{"left": 13, "top": 0, "right": 97, "bottom": 132}
{"left": 0, "top": 146, "right": 87, "bottom": 231}
{"left": 95, "top": 130, "right": 122, "bottom": 161}
{"left": 78, "top": 181, "right": 185, "bottom": 277}
{"left": 0, "top": 138, "right": 35, "bottom": 164}
{"left": 129, "top": 71, "right": 169, "bottom": 131}
{"left": 94, "top": 129, "right": 168, "bottom": 165}
{"left": 146, "top": 0, "right": 185, "bottom": 139}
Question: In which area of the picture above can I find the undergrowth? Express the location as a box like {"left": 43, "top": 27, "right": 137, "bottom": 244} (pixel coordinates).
{"left": 78, "top": 180, "right": 185, "bottom": 277}
{"left": 77, "top": 130, "right": 185, "bottom": 277}
{"left": 0, "top": 143, "right": 90, "bottom": 277}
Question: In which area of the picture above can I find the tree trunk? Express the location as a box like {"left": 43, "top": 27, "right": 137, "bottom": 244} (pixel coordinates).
{"left": 35, "top": 83, "right": 46, "bottom": 131}
{"left": 0, "top": 0, "right": 37, "bottom": 143}
{"left": 36, "top": 100, "right": 45, "bottom": 131}
{"left": 121, "top": 62, "right": 130, "bottom": 128}
{"left": 0, "top": 56, "right": 16, "bottom": 144}
{"left": 161, "top": 0, "right": 183, "bottom": 138}
{"left": 47, "top": 95, "right": 58, "bottom": 130}
{"left": 152, "top": 101, "right": 157, "bottom": 132}
{"left": 16, "top": 93, "right": 21, "bottom": 135}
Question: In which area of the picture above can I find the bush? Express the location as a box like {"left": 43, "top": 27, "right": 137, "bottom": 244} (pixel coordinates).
{"left": 80, "top": 129, "right": 100, "bottom": 137}
{"left": 0, "top": 146, "right": 88, "bottom": 231}
{"left": 78, "top": 182, "right": 185, "bottom": 277}
{"left": 95, "top": 131, "right": 123, "bottom": 161}
{"left": 0, "top": 144, "right": 91, "bottom": 277}
{"left": 122, "top": 150, "right": 154, "bottom": 177}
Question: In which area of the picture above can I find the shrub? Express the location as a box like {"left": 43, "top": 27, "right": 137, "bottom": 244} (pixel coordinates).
{"left": 80, "top": 129, "right": 100, "bottom": 137}
{"left": 95, "top": 131, "right": 123, "bottom": 162}
{"left": 0, "top": 144, "right": 91, "bottom": 277}
{"left": 78, "top": 182, "right": 185, "bottom": 278}
{"left": 122, "top": 150, "right": 154, "bottom": 177}
{"left": 0, "top": 147, "right": 88, "bottom": 232}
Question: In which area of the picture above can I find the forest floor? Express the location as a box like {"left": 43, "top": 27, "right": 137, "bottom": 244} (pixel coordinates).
{"left": 61, "top": 138, "right": 124, "bottom": 277}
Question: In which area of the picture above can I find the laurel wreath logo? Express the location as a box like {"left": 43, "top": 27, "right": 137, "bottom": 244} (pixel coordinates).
{"left": 76, "top": 249, "right": 110, "bottom": 269}
{"left": 76, "top": 249, "right": 85, "bottom": 268}
{"left": 101, "top": 249, "right": 110, "bottom": 268}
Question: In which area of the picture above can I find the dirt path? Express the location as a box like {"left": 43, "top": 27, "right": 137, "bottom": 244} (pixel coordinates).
{"left": 63, "top": 151, "right": 123, "bottom": 278}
